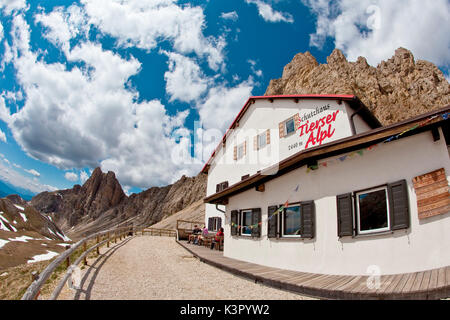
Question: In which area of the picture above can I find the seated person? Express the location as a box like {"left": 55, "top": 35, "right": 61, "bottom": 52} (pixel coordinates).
{"left": 210, "top": 227, "right": 224, "bottom": 250}
{"left": 196, "top": 226, "right": 209, "bottom": 245}
{"left": 188, "top": 225, "right": 202, "bottom": 243}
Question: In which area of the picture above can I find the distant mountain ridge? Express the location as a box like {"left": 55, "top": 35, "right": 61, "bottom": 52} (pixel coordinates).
{"left": 31, "top": 167, "right": 207, "bottom": 238}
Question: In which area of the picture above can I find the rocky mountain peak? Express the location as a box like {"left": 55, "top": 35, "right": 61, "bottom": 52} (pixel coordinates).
{"left": 265, "top": 47, "right": 449, "bottom": 125}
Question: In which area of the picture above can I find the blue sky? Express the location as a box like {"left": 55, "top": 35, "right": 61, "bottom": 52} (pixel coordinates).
{"left": 0, "top": 0, "right": 449, "bottom": 196}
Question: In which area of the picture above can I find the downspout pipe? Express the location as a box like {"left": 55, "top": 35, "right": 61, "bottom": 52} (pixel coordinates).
{"left": 215, "top": 204, "right": 226, "bottom": 213}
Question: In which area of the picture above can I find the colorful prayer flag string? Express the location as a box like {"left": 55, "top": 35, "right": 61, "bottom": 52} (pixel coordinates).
{"left": 306, "top": 112, "right": 448, "bottom": 174}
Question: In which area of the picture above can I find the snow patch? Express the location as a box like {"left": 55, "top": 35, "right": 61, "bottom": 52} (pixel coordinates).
{"left": 8, "top": 235, "right": 34, "bottom": 242}
{"left": 14, "top": 204, "right": 25, "bottom": 211}
{"left": 56, "top": 243, "right": 71, "bottom": 247}
{"left": 58, "top": 231, "right": 71, "bottom": 242}
{"left": 0, "top": 239, "right": 10, "bottom": 249}
{"left": 27, "top": 251, "right": 59, "bottom": 263}
{"left": 19, "top": 212, "right": 27, "bottom": 222}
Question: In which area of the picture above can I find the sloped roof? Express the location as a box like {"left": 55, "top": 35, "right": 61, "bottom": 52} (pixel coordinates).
{"left": 204, "top": 105, "right": 450, "bottom": 204}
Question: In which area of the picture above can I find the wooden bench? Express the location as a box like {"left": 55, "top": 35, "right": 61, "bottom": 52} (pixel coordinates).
{"left": 202, "top": 235, "right": 213, "bottom": 248}
{"left": 214, "top": 236, "right": 224, "bottom": 251}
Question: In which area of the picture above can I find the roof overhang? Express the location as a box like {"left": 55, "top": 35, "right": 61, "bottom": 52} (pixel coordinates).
{"left": 204, "top": 105, "right": 450, "bottom": 205}
{"left": 200, "top": 94, "right": 382, "bottom": 174}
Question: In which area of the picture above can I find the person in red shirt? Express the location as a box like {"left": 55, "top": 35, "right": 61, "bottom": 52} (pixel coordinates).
{"left": 210, "top": 227, "right": 224, "bottom": 250}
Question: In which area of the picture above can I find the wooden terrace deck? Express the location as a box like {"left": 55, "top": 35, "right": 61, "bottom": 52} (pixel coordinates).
{"left": 176, "top": 240, "right": 449, "bottom": 300}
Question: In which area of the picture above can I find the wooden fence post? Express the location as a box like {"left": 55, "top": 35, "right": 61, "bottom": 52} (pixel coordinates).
{"left": 107, "top": 232, "right": 110, "bottom": 248}
{"left": 31, "top": 271, "right": 40, "bottom": 300}
{"left": 65, "top": 245, "right": 71, "bottom": 269}
{"left": 96, "top": 236, "right": 100, "bottom": 255}
{"left": 83, "top": 242, "right": 87, "bottom": 265}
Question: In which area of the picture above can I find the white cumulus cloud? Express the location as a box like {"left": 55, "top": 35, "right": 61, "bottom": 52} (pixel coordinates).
{"left": 79, "top": 171, "right": 89, "bottom": 184}
{"left": 246, "top": 0, "right": 294, "bottom": 23}
{"left": 0, "top": 0, "right": 27, "bottom": 15}
{"left": 24, "top": 168, "right": 40, "bottom": 177}
{"left": 64, "top": 171, "right": 78, "bottom": 182}
{"left": 81, "top": 0, "right": 226, "bottom": 70}
{"left": 220, "top": 11, "right": 238, "bottom": 21}
{"left": 163, "top": 51, "right": 209, "bottom": 103}
{"left": 303, "top": 0, "right": 450, "bottom": 68}
{"left": 0, "top": 129, "right": 6, "bottom": 143}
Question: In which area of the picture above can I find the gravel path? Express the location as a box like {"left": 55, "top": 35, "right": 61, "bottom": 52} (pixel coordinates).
{"left": 58, "top": 235, "right": 315, "bottom": 300}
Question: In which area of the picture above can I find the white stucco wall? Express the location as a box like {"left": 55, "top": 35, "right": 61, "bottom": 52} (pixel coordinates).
{"left": 223, "top": 128, "right": 450, "bottom": 276}
{"left": 205, "top": 98, "right": 374, "bottom": 226}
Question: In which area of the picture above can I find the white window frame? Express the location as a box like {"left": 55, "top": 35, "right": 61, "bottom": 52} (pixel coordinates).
{"left": 212, "top": 217, "right": 222, "bottom": 231}
{"left": 257, "top": 132, "right": 267, "bottom": 150}
{"left": 284, "top": 117, "right": 296, "bottom": 136}
{"left": 281, "top": 204, "right": 302, "bottom": 238}
{"left": 240, "top": 210, "right": 252, "bottom": 237}
{"left": 355, "top": 186, "right": 391, "bottom": 235}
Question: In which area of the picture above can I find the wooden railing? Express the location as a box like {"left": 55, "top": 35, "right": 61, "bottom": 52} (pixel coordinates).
{"left": 176, "top": 219, "right": 205, "bottom": 241}
{"left": 22, "top": 225, "right": 136, "bottom": 300}
{"left": 21, "top": 224, "right": 178, "bottom": 300}
{"left": 139, "top": 228, "right": 176, "bottom": 237}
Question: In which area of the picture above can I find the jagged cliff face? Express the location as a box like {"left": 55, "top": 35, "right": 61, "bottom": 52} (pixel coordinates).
{"left": 266, "top": 48, "right": 450, "bottom": 125}
{"left": 31, "top": 167, "right": 126, "bottom": 230}
{"left": 31, "top": 167, "right": 207, "bottom": 237}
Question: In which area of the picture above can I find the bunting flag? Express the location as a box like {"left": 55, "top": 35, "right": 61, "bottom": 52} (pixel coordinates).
{"left": 306, "top": 112, "right": 449, "bottom": 174}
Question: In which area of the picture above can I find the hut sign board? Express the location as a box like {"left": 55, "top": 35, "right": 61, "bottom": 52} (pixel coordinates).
{"left": 412, "top": 168, "right": 450, "bottom": 219}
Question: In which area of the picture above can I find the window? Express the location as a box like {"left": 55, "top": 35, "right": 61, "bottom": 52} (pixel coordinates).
{"left": 216, "top": 181, "right": 229, "bottom": 193}
{"left": 257, "top": 132, "right": 267, "bottom": 149}
{"left": 208, "top": 217, "right": 222, "bottom": 231}
{"left": 254, "top": 130, "right": 270, "bottom": 151}
{"left": 356, "top": 187, "right": 390, "bottom": 234}
{"left": 282, "top": 205, "right": 301, "bottom": 237}
{"left": 337, "top": 180, "right": 410, "bottom": 238}
{"left": 234, "top": 141, "right": 246, "bottom": 160}
{"left": 285, "top": 118, "right": 296, "bottom": 136}
{"left": 279, "top": 114, "right": 299, "bottom": 138}
{"left": 240, "top": 210, "right": 253, "bottom": 236}
{"left": 237, "top": 144, "right": 244, "bottom": 159}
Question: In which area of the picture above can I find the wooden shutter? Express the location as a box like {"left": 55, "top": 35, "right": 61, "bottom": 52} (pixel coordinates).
{"left": 231, "top": 210, "right": 238, "bottom": 236}
{"left": 233, "top": 146, "right": 237, "bottom": 160}
{"left": 300, "top": 201, "right": 315, "bottom": 239}
{"left": 279, "top": 122, "right": 285, "bottom": 138}
{"left": 221, "top": 181, "right": 229, "bottom": 190}
{"left": 294, "top": 113, "right": 300, "bottom": 130}
{"left": 337, "top": 193, "right": 354, "bottom": 237}
{"left": 254, "top": 136, "right": 258, "bottom": 150}
{"left": 208, "top": 217, "right": 214, "bottom": 231}
{"left": 267, "top": 205, "right": 278, "bottom": 238}
{"left": 217, "top": 217, "right": 222, "bottom": 230}
{"left": 251, "top": 208, "right": 261, "bottom": 238}
{"left": 266, "top": 129, "right": 270, "bottom": 144}
{"left": 388, "top": 180, "right": 410, "bottom": 230}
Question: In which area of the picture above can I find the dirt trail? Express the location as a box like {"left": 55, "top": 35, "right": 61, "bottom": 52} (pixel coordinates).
{"left": 56, "top": 236, "right": 314, "bottom": 300}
